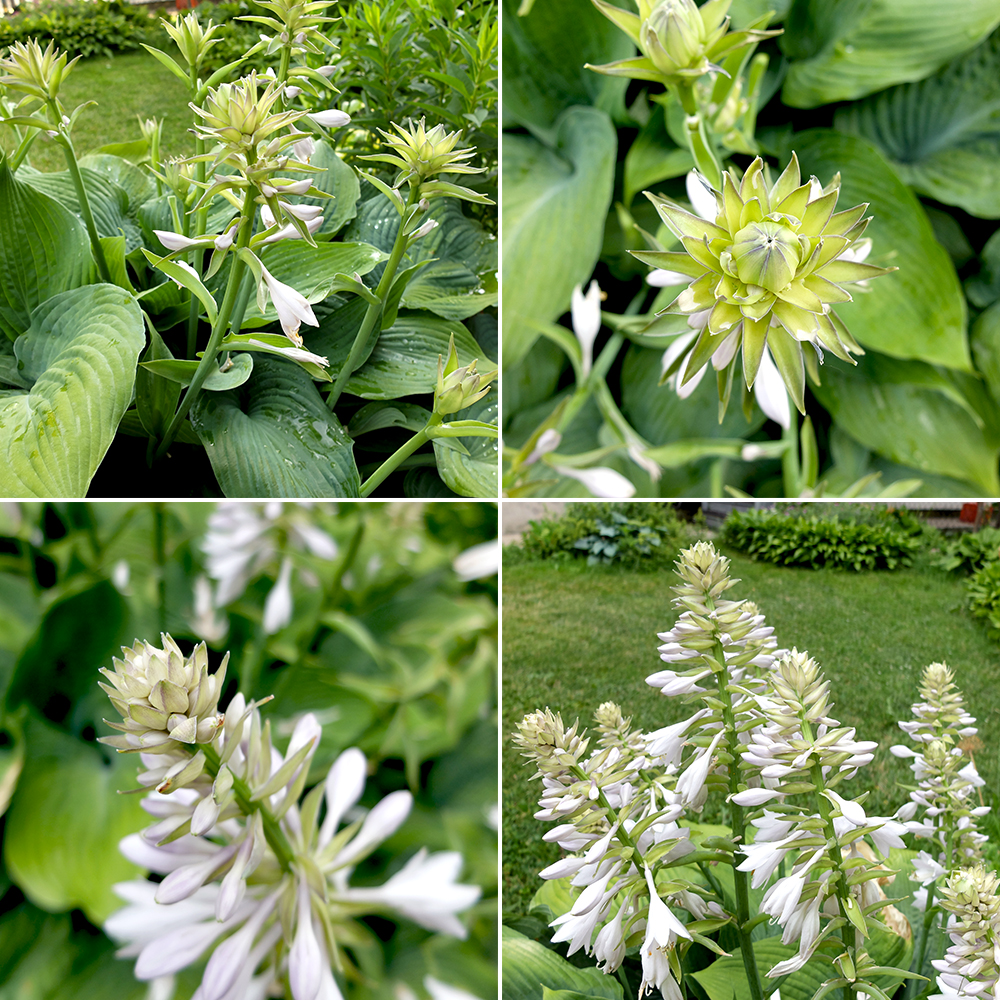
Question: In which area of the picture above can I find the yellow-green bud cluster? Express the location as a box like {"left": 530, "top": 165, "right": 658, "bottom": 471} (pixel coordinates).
{"left": 912, "top": 662, "right": 978, "bottom": 744}
{"left": 193, "top": 72, "right": 297, "bottom": 151}
{"left": 365, "top": 119, "right": 481, "bottom": 186}
{"left": 635, "top": 154, "right": 895, "bottom": 414}
{"left": 0, "top": 38, "right": 80, "bottom": 102}
{"left": 671, "top": 540, "right": 737, "bottom": 604}
{"left": 242, "top": 0, "right": 336, "bottom": 58}
{"left": 933, "top": 864, "right": 1000, "bottom": 1000}
{"left": 98, "top": 634, "right": 229, "bottom": 753}
{"left": 761, "top": 650, "right": 832, "bottom": 732}
{"left": 514, "top": 708, "right": 589, "bottom": 778}
{"left": 587, "top": 0, "right": 779, "bottom": 87}
{"left": 434, "top": 334, "right": 497, "bottom": 415}
{"left": 162, "top": 12, "right": 222, "bottom": 71}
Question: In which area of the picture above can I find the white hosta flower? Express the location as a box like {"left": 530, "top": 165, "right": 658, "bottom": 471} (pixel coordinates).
{"left": 154, "top": 230, "right": 212, "bottom": 252}
{"left": 424, "top": 977, "right": 485, "bottom": 1000}
{"left": 259, "top": 263, "right": 318, "bottom": 345}
{"left": 339, "top": 849, "right": 481, "bottom": 937}
{"left": 553, "top": 465, "right": 636, "bottom": 498}
{"left": 247, "top": 339, "right": 329, "bottom": 368}
{"left": 191, "top": 575, "right": 228, "bottom": 644}
{"left": 453, "top": 539, "right": 499, "bottom": 581}
{"left": 202, "top": 502, "right": 338, "bottom": 630}
{"left": 524, "top": 428, "right": 561, "bottom": 466}
{"left": 262, "top": 557, "right": 294, "bottom": 633}
{"left": 571, "top": 280, "right": 602, "bottom": 377}
{"left": 307, "top": 108, "right": 351, "bottom": 128}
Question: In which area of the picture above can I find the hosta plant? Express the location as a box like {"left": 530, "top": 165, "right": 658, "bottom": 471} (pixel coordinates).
{"left": 0, "top": 0, "right": 497, "bottom": 498}
{"left": 507, "top": 540, "right": 988, "bottom": 1000}
{"left": 503, "top": 0, "right": 1000, "bottom": 498}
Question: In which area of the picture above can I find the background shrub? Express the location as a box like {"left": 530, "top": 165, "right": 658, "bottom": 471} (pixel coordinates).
{"left": 517, "top": 501, "right": 687, "bottom": 569}
{"left": 0, "top": 0, "right": 161, "bottom": 59}
{"left": 932, "top": 526, "right": 1000, "bottom": 574}
{"left": 721, "top": 508, "right": 920, "bottom": 571}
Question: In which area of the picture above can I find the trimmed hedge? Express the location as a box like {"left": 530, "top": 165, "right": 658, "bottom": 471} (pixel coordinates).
{"left": 720, "top": 508, "right": 920, "bottom": 571}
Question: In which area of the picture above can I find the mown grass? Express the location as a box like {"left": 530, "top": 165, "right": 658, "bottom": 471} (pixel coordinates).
{"left": 1, "top": 51, "right": 194, "bottom": 172}
{"left": 501, "top": 546, "right": 1000, "bottom": 917}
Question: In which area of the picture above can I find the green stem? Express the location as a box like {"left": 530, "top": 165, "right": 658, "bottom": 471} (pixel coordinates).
{"left": 152, "top": 502, "right": 166, "bottom": 635}
{"left": 201, "top": 742, "right": 295, "bottom": 872}
{"left": 329, "top": 519, "right": 364, "bottom": 607}
{"left": 555, "top": 334, "right": 624, "bottom": 436}
{"left": 359, "top": 412, "right": 443, "bottom": 496}
{"left": 326, "top": 184, "right": 422, "bottom": 411}
{"left": 673, "top": 82, "right": 722, "bottom": 190}
{"left": 713, "top": 637, "right": 765, "bottom": 1000}
{"left": 154, "top": 189, "right": 257, "bottom": 460}
{"left": 56, "top": 122, "right": 112, "bottom": 284}
{"left": 186, "top": 128, "right": 208, "bottom": 358}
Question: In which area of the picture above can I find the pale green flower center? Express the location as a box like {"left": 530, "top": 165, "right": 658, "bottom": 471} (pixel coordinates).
{"left": 731, "top": 220, "right": 800, "bottom": 293}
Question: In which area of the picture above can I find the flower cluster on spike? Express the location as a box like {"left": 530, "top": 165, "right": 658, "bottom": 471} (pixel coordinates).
{"left": 99, "top": 640, "right": 480, "bottom": 999}
{"left": 586, "top": 0, "right": 779, "bottom": 87}
{"left": 515, "top": 541, "right": 920, "bottom": 1000}
{"left": 930, "top": 864, "right": 1000, "bottom": 1000}
{"left": 632, "top": 155, "right": 895, "bottom": 416}
{"left": 891, "top": 662, "right": 990, "bottom": 908}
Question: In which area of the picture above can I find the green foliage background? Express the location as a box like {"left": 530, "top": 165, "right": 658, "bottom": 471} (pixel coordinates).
{"left": 502, "top": 0, "right": 1000, "bottom": 497}
{"left": 0, "top": 500, "right": 497, "bottom": 1000}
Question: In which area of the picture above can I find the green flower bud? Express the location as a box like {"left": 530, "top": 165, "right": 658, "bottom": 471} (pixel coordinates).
{"left": 641, "top": 0, "right": 708, "bottom": 78}
{"left": 98, "top": 634, "right": 228, "bottom": 754}
{"left": 0, "top": 38, "right": 80, "bottom": 101}
{"left": 162, "top": 12, "right": 222, "bottom": 72}
{"left": 362, "top": 118, "right": 483, "bottom": 187}
{"left": 731, "top": 220, "right": 801, "bottom": 293}
{"left": 434, "top": 334, "right": 497, "bottom": 415}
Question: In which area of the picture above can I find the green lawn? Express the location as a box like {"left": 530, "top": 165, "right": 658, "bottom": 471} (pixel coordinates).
{"left": 1, "top": 51, "right": 194, "bottom": 172}
{"left": 501, "top": 547, "right": 1000, "bottom": 917}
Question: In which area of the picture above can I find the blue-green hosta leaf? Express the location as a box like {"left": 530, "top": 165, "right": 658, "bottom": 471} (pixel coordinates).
{"left": 345, "top": 313, "right": 487, "bottom": 399}
{"left": 293, "top": 140, "right": 360, "bottom": 237}
{"left": 17, "top": 165, "right": 144, "bottom": 253}
{"left": 812, "top": 352, "right": 1000, "bottom": 495}
{"left": 78, "top": 153, "right": 154, "bottom": 212}
{"left": 191, "top": 353, "right": 361, "bottom": 497}
{"left": 502, "top": 105, "right": 617, "bottom": 369}
{"left": 502, "top": 927, "right": 623, "bottom": 1000}
{"left": 0, "top": 157, "right": 95, "bottom": 342}
{"left": 835, "top": 29, "right": 1000, "bottom": 218}
{"left": 432, "top": 393, "right": 498, "bottom": 497}
{"left": 501, "top": 0, "right": 632, "bottom": 133}
{"left": 781, "top": 0, "right": 1000, "bottom": 108}
{"left": 972, "top": 301, "right": 1000, "bottom": 404}
{"left": 791, "top": 129, "right": 970, "bottom": 370}
{"left": 342, "top": 186, "right": 400, "bottom": 256}
{"left": 400, "top": 199, "right": 498, "bottom": 320}
{"left": 624, "top": 112, "right": 694, "bottom": 208}
{"left": 236, "top": 241, "right": 386, "bottom": 328}
{"left": 3, "top": 715, "right": 148, "bottom": 925}
{"left": 0, "top": 284, "right": 145, "bottom": 498}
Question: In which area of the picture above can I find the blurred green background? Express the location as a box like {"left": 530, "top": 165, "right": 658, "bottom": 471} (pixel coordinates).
{"left": 0, "top": 500, "right": 497, "bottom": 1000}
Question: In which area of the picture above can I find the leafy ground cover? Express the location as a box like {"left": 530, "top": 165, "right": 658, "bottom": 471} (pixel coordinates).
{"left": 501, "top": 546, "right": 1000, "bottom": 916}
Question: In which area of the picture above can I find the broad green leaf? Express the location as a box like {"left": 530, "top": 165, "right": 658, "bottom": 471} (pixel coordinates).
{"left": 78, "top": 153, "right": 154, "bottom": 212}
{"left": 835, "top": 29, "right": 1000, "bottom": 218}
{"left": 349, "top": 401, "right": 432, "bottom": 435}
{"left": 141, "top": 352, "right": 254, "bottom": 390}
{"left": 295, "top": 139, "right": 361, "bottom": 236}
{"left": 400, "top": 199, "right": 498, "bottom": 320}
{"left": 236, "top": 241, "right": 386, "bottom": 328}
{"left": 433, "top": 394, "right": 498, "bottom": 497}
{"left": 342, "top": 186, "right": 401, "bottom": 255}
{"left": 624, "top": 111, "right": 694, "bottom": 207}
{"left": 693, "top": 937, "right": 826, "bottom": 1000}
{"left": 967, "top": 229, "right": 1000, "bottom": 308}
{"left": 403, "top": 467, "right": 460, "bottom": 497}
{"left": 622, "top": 345, "right": 767, "bottom": 443}
{"left": 0, "top": 714, "right": 24, "bottom": 819}
{"left": 529, "top": 876, "right": 577, "bottom": 921}
{"left": 18, "top": 165, "right": 144, "bottom": 253}
{"left": 811, "top": 352, "right": 1000, "bottom": 495}
{"left": 191, "top": 354, "right": 361, "bottom": 497}
{"left": 502, "top": 106, "right": 617, "bottom": 368}
{"left": 502, "top": 927, "right": 623, "bottom": 1000}
{"left": 0, "top": 907, "right": 78, "bottom": 998}
{"left": 781, "top": 0, "right": 1000, "bottom": 108}
{"left": 3, "top": 715, "right": 148, "bottom": 924}
{"left": 0, "top": 284, "right": 145, "bottom": 498}
{"left": 790, "top": 129, "right": 970, "bottom": 370}
{"left": 972, "top": 301, "right": 1000, "bottom": 404}
{"left": 345, "top": 314, "right": 486, "bottom": 399}
{"left": 135, "top": 326, "right": 181, "bottom": 440}
{"left": 0, "top": 157, "right": 95, "bottom": 342}
{"left": 501, "top": 0, "right": 633, "bottom": 132}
